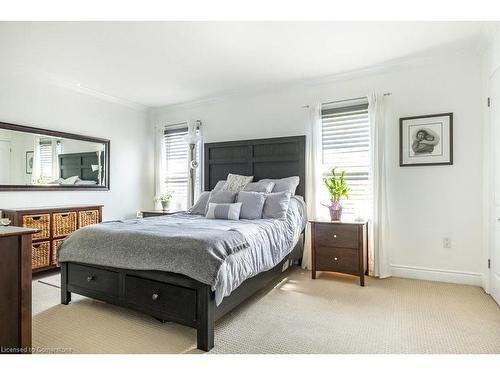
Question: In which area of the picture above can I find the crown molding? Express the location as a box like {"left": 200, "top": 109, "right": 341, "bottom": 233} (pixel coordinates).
{"left": 0, "top": 63, "right": 149, "bottom": 113}
{"left": 150, "top": 38, "right": 480, "bottom": 114}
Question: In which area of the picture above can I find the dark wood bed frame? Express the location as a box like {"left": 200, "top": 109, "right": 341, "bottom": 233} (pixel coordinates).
{"left": 60, "top": 135, "right": 306, "bottom": 352}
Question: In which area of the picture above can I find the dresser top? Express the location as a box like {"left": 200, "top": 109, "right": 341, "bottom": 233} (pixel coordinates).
{"left": 0, "top": 226, "right": 39, "bottom": 238}
{"left": 309, "top": 218, "right": 368, "bottom": 225}
{"left": 2, "top": 205, "right": 103, "bottom": 213}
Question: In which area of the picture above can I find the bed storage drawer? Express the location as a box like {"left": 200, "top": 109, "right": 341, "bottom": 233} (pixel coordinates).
{"left": 67, "top": 263, "right": 119, "bottom": 296}
{"left": 125, "top": 276, "right": 197, "bottom": 322}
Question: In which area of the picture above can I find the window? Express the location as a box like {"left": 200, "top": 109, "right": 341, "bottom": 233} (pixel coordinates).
{"left": 39, "top": 139, "right": 61, "bottom": 179}
{"left": 320, "top": 99, "right": 371, "bottom": 217}
{"left": 164, "top": 126, "right": 189, "bottom": 210}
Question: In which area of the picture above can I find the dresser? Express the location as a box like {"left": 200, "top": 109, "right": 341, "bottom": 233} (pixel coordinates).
{"left": 0, "top": 226, "right": 38, "bottom": 353}
{"left": 2, "top": 205, "right": 103, "bottom": 273}
{"left": 310, "top": 219, "right": 368, "bottom": 286}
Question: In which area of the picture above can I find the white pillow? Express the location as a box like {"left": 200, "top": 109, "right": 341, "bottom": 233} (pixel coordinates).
{"left": 221, "top": 173, "right": 253, "bottom": 192}
{"left": 206, "top": 202, "right": 242, "bottom": 220}
{"left": 61, "top": 176, "right": 79, "bottom": 185}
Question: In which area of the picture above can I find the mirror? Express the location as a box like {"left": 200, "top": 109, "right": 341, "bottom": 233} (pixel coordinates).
{"left": 0, "top": 122, "right": 109, "bottom": 190}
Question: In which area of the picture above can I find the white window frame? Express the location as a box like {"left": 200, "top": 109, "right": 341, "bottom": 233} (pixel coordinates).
{"left": 161, "top": 123, "right": 202, "bottom": 210}
{"left": 320, "top": 98, "right": 372, "bottom": 218}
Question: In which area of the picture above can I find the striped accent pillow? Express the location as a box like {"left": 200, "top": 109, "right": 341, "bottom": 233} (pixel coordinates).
{"left": 206, "top": 203, "right": 242, "bottom": 220}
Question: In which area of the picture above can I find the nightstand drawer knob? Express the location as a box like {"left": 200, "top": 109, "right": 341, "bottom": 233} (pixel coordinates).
{"left": 333, "top": 234, "right": 337, "bottom": 238}
{"left": 334, "top": 257, "right": 338, "bottom": 261}
{"left": 152, "top": 293, "right": 159, "bottom": 301}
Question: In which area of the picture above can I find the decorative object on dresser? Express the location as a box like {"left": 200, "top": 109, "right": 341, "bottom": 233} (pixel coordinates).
{"left": 140, "top": 209, "right": 181, "bottom": 218}
{"left": 310, "top": 219, "right": 368, "bottom": 286}
{"left": 1, "top": 205, "right": 103, "bottom": 273}
{"left": 0, "top": 226, "right": 39, "bottom": 353}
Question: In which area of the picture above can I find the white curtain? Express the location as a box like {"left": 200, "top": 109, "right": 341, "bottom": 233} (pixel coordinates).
{"left": 185, "top": 120, "right": 199, "bottom": 207}
{"left": 31, "top": 137, "right": 41, "bottom": 184}
{"left": 51, "top": 139, "right": 60, "bottom": 180}
{"left": 154, "top": 124, "right": 167, "bottom": 209}
{"left": 368, "top": 93, "right": 391, "bottom": 278}
{"left": 302, "top": 104, "right": 322, "bottom": 269}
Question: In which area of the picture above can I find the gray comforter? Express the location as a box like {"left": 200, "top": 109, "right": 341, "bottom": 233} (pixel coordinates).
{"left": 59, "top": 196, "right": 306, "bottom": 304}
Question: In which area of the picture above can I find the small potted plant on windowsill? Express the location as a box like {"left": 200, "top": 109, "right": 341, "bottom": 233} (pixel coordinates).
{"left": 323, "top": 168, "right": 350, "bottom": 221}
{"left": 155, "top": 192, "right": 173, "bottom": 211}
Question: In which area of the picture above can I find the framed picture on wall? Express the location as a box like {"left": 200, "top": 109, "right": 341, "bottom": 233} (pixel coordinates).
{"left": 399, "top": 113, "right": 453, "bottom": 167}
{"left": 26, "top": 151, "right": 34, "bottom": 174}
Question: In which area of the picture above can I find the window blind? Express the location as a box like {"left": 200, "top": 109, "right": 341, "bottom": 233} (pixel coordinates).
{"left": 321, "top": 101, "right": 371, "bottom": 217}
{"left": 164, "top": 127, "right": 189, "bottom": 209}
{"left": 39, "top": 141, "right": 53, "bottom": 178}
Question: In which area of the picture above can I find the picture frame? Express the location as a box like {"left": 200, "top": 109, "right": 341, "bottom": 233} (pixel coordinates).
{"left": 399, "top": 113, "right": 453, "bottom": 167}
{"left": 26, "top": 151, "right": 34, "bottom": 174}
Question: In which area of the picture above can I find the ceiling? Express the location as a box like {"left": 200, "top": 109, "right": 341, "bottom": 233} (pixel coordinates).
{"left": 0, "top": 22, "right": 493, "bottom": 108}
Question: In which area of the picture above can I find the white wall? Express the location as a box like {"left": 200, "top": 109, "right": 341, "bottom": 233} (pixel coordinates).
{"left": 151, "top": 53, "right": 485, "bottom": 286}
{"left": 0, "top": 73, "right": 154, "bottom": 220}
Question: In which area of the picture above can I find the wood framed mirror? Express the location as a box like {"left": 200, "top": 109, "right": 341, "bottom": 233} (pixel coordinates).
{"left": 0, "top": 121, "right": 110, "bottom": 191}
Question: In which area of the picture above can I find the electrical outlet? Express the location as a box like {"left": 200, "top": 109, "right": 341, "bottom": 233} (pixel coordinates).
{"left": 443, "top": 237, "right": 451, "bottom": 248}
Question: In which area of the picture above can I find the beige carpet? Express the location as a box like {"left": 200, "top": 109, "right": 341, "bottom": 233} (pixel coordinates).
{"left": 32, "top": 269, "right": 500, "bottom": 354}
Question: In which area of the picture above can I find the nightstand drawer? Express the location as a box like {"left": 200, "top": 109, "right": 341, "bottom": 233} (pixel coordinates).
{"left": 314, "top": 223, "right": 359, "bottom": 249}
{"left": 315, "top": 246, "right": 359, "bottom": 274}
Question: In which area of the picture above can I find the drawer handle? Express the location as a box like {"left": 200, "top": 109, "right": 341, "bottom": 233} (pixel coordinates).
{"left": 333, "top": 257, "right": 339, "bottom": 261}
{"left": 333, "top": 234, "right": 337, "bottom": 238}
{"left": 61, "top": 213, "right": 69, "bottom": 218}
{"left": 151, "top": 293, "right": 159, "bottom": 301}
{"left": 87, "top": 275, "right": 94, "bottom": 282}
{"left": 32, "top": 216, "right": 41, "bottom": 221}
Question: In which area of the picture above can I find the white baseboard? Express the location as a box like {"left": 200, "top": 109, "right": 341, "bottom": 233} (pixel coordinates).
{"left": 390, "top": 264, "right": 483, "bottom": 287}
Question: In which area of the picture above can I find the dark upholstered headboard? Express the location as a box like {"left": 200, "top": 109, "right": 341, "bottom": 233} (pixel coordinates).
{"left": 59, "top": 152, "right": 101, "bottom": 182}
{"left": 204, "top": 135, "right": 306, "bottom": 197}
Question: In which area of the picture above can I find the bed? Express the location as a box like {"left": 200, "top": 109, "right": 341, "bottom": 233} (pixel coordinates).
{"left": 59, "top": 135, "right": 306, "bottom": 352}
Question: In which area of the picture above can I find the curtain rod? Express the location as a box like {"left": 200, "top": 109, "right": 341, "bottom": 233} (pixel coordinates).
{"left": 302, "top": 93, "right": 392, "bottom": 108}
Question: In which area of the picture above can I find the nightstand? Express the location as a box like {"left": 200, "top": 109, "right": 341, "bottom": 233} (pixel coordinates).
{"left": 140, "top": 209, "right": 182, "bottom": 218}
{"left": 310, "top": 219, "right": 368, "bottom": 286}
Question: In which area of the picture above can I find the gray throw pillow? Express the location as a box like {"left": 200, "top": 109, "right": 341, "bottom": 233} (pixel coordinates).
{"left": 262, "top": 191, "right": 292, "bottom": 219}
{"left": 236, "top": 191, "right": 266, "bottom": 219}
{"left": 243, "top": 181, "right": 275, "bottom": 193}
{"left": 260, "top": 176, "right": 300, "bottom": 195}
{"left": 212, "top": 180, "right": 226, "bottom": 192}
{"left": 188, "top": 191, "right": 210, "bottom": 215}
{"left": 206, "top": 203, "right": 242, "bottom": 220}
{"left": 221, "top": 173, "right": 253, "bottom": 192}
{"left": 207, "top": 191, "right": 237, "bottom": 207}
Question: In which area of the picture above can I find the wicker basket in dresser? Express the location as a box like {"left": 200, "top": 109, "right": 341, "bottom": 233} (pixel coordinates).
{"left": 1, "top": 205, "right": 103, "bottom": 273}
